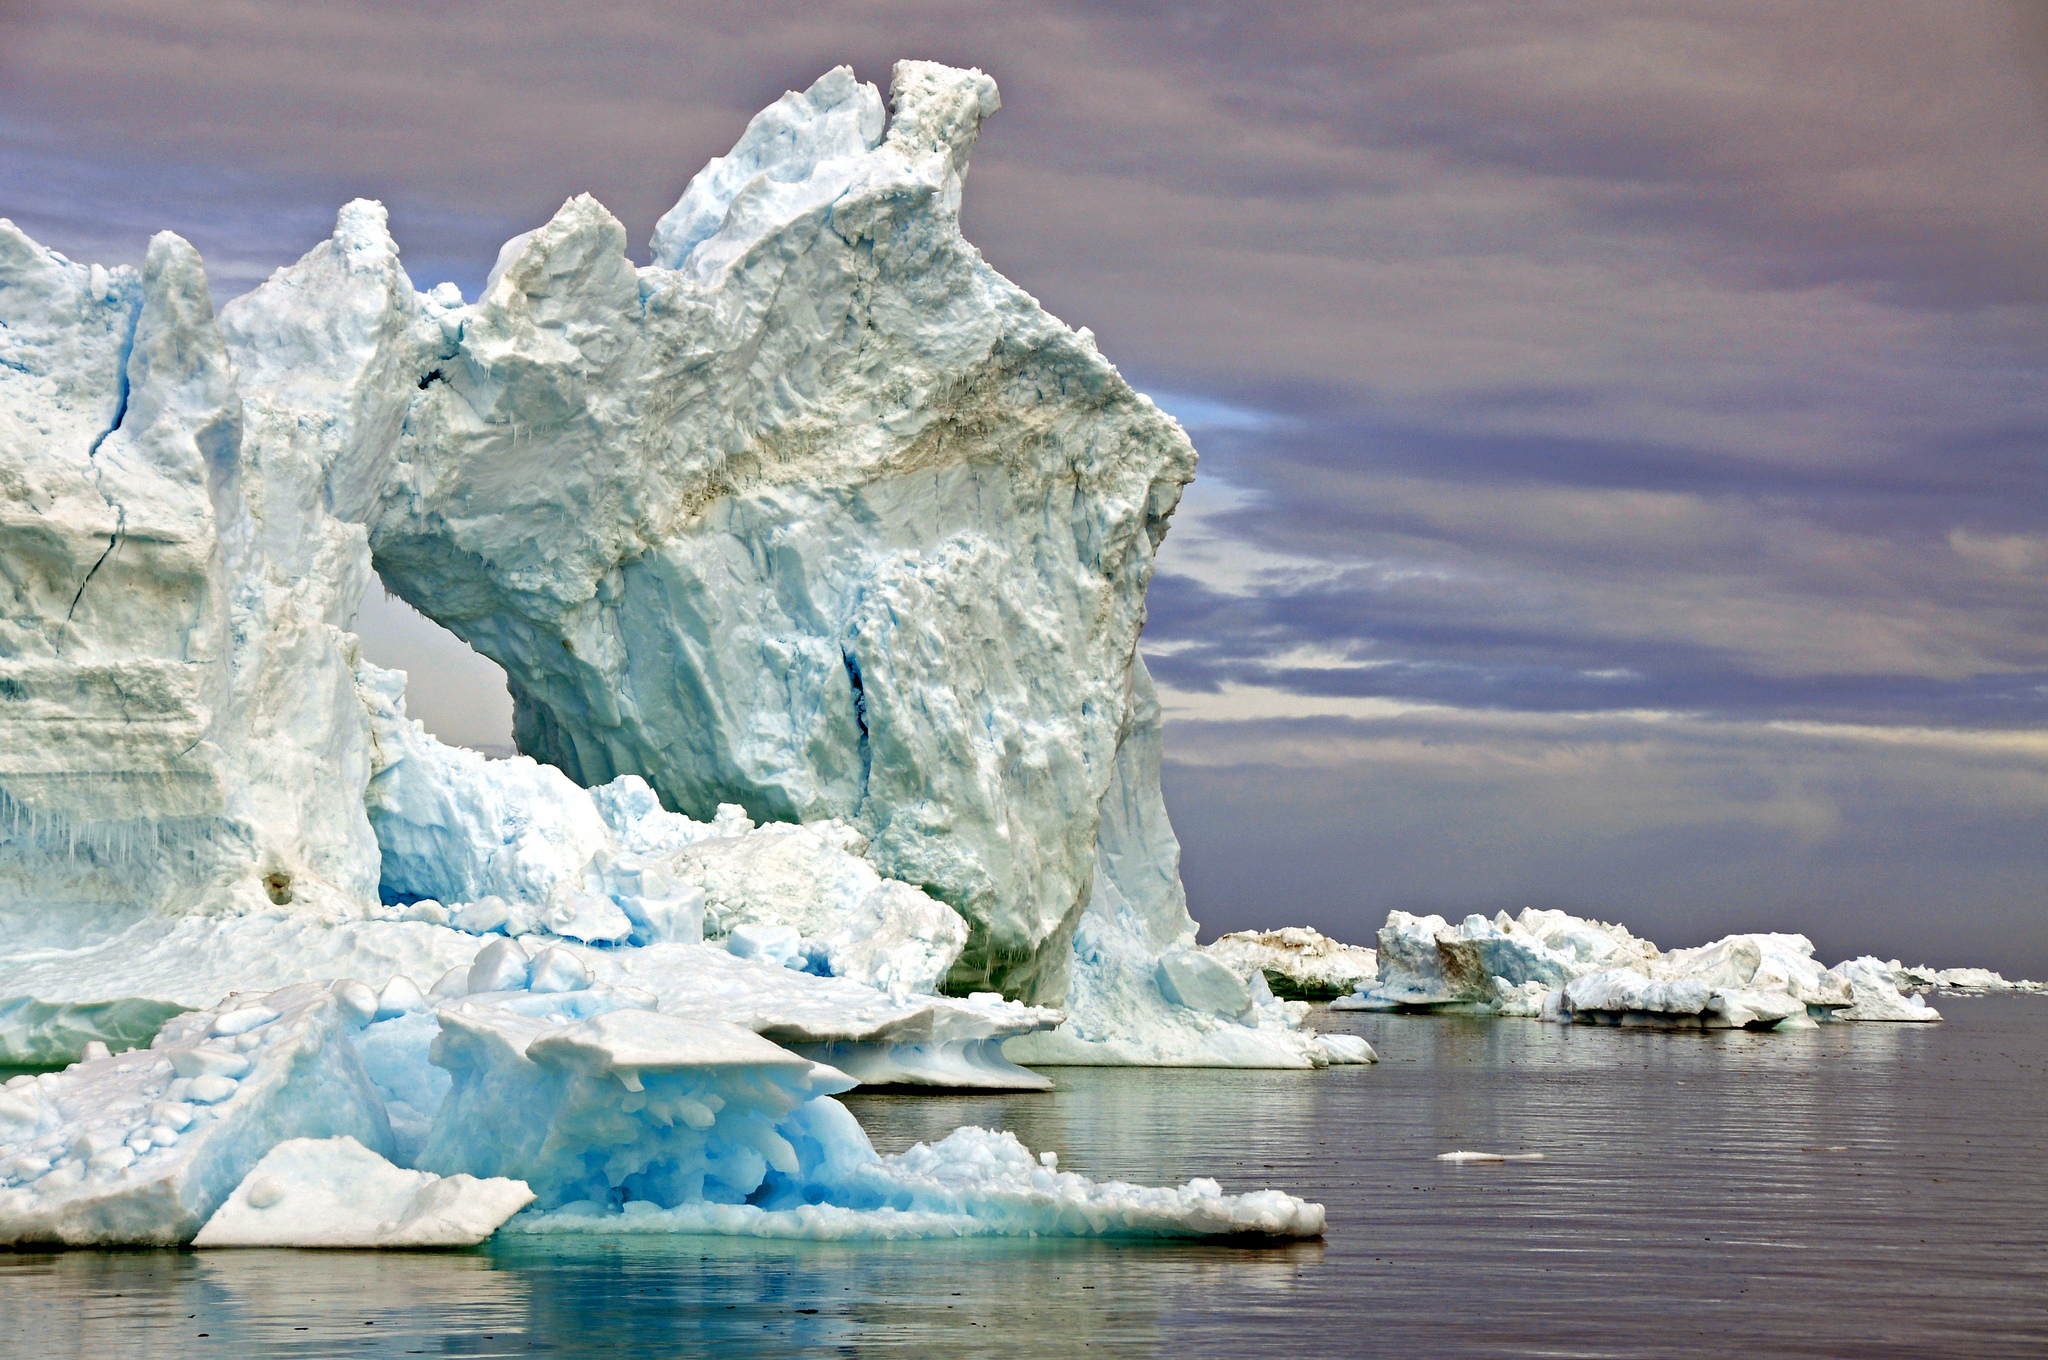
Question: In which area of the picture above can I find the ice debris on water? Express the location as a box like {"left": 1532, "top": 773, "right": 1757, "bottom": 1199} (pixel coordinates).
{"left": 0, "top": 985, "right": 392, "bottom": 1245}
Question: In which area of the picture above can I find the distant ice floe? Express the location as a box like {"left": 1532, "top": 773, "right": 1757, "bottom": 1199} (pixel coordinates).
{"left": 1329, "top": 908, "right": 2041, "bottom": 1030}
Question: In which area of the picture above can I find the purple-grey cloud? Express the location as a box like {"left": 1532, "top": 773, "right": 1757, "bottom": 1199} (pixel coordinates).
{"left": 4, "top": 0, "right": 2042, "bottom": 964}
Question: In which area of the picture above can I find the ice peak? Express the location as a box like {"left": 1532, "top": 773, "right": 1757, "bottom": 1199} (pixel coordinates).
{"left": 649, "top": 65, "right": 887, "bottom": 271}
{"left": 883, "top": 61, "right": 1000, "bottom": 182}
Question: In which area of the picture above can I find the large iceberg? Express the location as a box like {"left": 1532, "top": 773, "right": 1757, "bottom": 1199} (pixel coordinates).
{"left": 350, "top": 64, "right": 1195, "bottom": 1008}
{"left": 1, "top": 59, "right": 1352, "bottom": 1076}
{"left": 1331, "top": 908, "right": 1953, "bottom": 1028}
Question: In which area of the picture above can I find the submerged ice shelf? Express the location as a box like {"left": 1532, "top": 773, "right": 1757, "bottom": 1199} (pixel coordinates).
{"left": 1, "top": 981, "right": 1325, "bottom": 1246}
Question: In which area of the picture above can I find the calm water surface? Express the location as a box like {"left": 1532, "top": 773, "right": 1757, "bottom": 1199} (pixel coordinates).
{"left": 4, "top": 997, "right": 2044, "bottom": 1358}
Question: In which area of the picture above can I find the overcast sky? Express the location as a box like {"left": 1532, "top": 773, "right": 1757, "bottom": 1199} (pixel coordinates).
{"left": 7, "top": 1, "right": 2043, "bottom": 971}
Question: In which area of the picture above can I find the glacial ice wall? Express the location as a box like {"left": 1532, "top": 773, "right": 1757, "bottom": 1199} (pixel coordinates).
{"left": 350, "top": 63, "right": 1198, "bottom": 1001}
{"left": 0, "top": 221, "right": 383, "bottom": 943}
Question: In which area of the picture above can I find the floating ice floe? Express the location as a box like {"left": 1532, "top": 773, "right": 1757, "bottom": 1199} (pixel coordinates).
{"left": 1329, "top": 909, "right": 1982, "bottom": 1029}
{"left": 0, "top": 915, "right": 1062, "bottom": 1092}
{"left": 2, "top": 979, "right": 1323, "bottom": 1246}
{"left": 1203, "top": 927, "right": 1378, "bottom": 1000}
{"left": 1880, "top": 963, "right": 2043, "bottom": 995}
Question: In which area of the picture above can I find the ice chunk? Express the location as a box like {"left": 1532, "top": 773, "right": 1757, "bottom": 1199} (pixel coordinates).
{"left": 359, "top": 665, "right": 614, "bottom": 910}
{"left": 452, "top": 896, "right": 512, "bottom": 936}
{"left": 727, "top": 923, "right": 806, "bottom": 969}
{"left": 1154, "top": 950, "right": 1253, "bottom": 1019}
{"left": 467, "top": 938, "right": 531, "bottom": 994}
{"left": 1834, "top": 956, "right": 1942, "bottom": 1022}
{"left": 416, "top": 1006, "right": 860, "bottom": 1210}
{"left": 194, "top": 1136, "right": 533, "bottom": 1247}
{"left": 0, "top": 984, "right": 391, "bottom": 1245}
{"left": 676, "top": 826, "right": 968, "bottom": 993}
{"left": 540, "top": 889, "right": 634, "bottom": 945}
{"left": 330, "top": 980, "right": 379, "bottom": 1027}
{"left": 528, "top": 947, "right": 593, "bottom": 995}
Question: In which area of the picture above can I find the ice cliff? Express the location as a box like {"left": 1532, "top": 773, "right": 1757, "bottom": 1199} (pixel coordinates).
{"left": 3, "top": 61, "right": 1357, "bottom": 1091}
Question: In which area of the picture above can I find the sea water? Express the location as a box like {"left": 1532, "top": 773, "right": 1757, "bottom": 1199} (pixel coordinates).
{"left": 2, "top": 997, "right": 2042, "bottom": 1358}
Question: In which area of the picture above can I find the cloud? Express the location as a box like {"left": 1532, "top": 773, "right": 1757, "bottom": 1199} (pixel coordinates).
{"left": 7, "top": 0, "right": 2042, "bottom": 964}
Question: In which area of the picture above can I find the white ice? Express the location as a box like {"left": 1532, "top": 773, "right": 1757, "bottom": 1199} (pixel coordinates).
{"left": 0, "top": 984, "right": 391, "bottom": 1245}
{"left": 194, "top": 1135, "right": 533, "bottom": 1247}
{"left": 0, "top": 58, "right": 1378, "bottom": 1248}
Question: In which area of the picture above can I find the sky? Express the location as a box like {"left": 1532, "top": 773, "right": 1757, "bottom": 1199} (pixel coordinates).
{"left": 5, "top": 1, "right": 2043, "bottom": 971}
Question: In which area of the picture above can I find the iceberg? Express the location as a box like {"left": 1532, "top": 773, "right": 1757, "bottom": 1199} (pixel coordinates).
{"left": 1832, "top": 956, "right": 1942, "bottom": 1022}
{"left": 1, "top": 55, "right": 1357, "bottom": 1251}
{"left": 1329, "top": 908, "right": 1991, "bottom": 1029}
{"left": 193, "top": 1135, "right": 533, "bottom": 1247}
{"left": 1204, "top": 927, "right": 1378, "bottom": 999}
{"left": 2, "top": 58, "right": 1348, "bottom": 1074}
{"left": 345, "top": 63, "right": 1198, "bottom": 1010}
{"left": 4, "top": 975, "right": 1321, "bottom": 1245}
